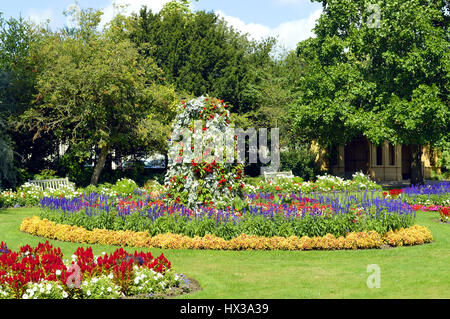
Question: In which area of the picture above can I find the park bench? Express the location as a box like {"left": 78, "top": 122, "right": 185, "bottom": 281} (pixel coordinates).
{"left": 27, "top": 177, "right": 72, "bottom": 191}
{"left": 264, "top": 171, "right": 294, "bottom": 182}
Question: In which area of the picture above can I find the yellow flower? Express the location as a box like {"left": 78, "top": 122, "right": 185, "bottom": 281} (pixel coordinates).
{"left": 20, "top": 217, "right": 433, "bottom": 251}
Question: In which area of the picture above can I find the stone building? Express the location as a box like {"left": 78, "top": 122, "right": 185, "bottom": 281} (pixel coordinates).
{"left": 313, "top": 136, "right": 440, "bottom": 181}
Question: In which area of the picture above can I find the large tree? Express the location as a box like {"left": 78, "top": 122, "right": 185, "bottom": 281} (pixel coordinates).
{"left": 21, "top": 8, "right": 177, "bottom": 185}
{"left": 126, "top": 1, "right": 274, "bottom": 114}
{"left": 292, "top": 0, "right": 449, "bottom": 185}
{"left": 0, "top": 14, "right": 58, "bottom": 182}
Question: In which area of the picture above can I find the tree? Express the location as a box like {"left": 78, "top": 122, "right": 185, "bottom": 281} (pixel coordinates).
{"left": 0, "top": 14, "right": 58, "bottom": 182}
{"left": 292, "top": 0, "right": 449, "bottom": 185}
{"left": 127, "top": 3, "right": 274, "bottom": 114}
{"left": 0, "top": 71, "right": 15, "bottom": 189}
{"left": 21, "top": 8, "right": 177, "bottom": 185}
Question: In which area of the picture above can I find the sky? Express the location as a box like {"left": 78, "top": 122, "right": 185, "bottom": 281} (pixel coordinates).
{"left": 0, "top": 0, "right": 323, "bottom": 50}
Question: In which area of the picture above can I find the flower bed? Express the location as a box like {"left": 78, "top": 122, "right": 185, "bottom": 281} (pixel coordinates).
{"left": 243, "top": 172, "right": 382, "bottom": 194}
{"left": 37, "top": 190, "right": 417, "bottom": 240}
{"left": 383, "top": 181, "right": 450, "bottom": 223}
{"left": 20, "top": 217, "right": 433, "bottom": 251}
{"left": 0, "top": 178, "right": 162, "bottom": 209}
{"left": 0, "top": 241, "right": 192, "bottom": 299}
{"left": 401, "top": 181, "right": 450, "bottom": 206}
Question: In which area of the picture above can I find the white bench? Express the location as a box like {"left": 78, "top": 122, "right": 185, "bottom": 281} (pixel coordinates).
{"left": 264, "top": 171, "right": 294, "bottom": 182}
{"left": 27, "top": 177, "right": 72, "bottom": 190}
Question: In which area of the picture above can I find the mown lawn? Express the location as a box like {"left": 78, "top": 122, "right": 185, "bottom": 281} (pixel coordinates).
{"left": 0, "top": 207, "right": 449, "bottom": 299}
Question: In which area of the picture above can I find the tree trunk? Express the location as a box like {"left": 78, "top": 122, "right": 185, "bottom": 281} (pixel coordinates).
{"left": 410, "top": 144, "right": 424, "bottom": 186}
{"left": 90, "top": 145, "right": 109, "bottom": 186}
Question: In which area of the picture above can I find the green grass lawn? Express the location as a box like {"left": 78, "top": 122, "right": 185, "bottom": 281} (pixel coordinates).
{"left": 0, "top": 207, "right": 449, "bottom": 299}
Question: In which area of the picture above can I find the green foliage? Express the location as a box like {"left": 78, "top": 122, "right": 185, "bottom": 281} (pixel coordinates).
{"left": 20, "top": 7, "right": 177, "bottom": 186}
{"left": 0, "top": 124, "right": 15, "bottom": 189}
{"left": 127, "top": 6, "right": 274, "bottom": 114}
{"left": 0, "top": 15, "right": 58, "bottom": 178}
{"left": 437, "top": 143, "right": 450, "bottom": 172}
{"left": 39, "top": 205, "right": 414, "bottom": 240}
{"left": 280, "top": 146, "right": 318, "bottom": 181}
{"left": 112, "top": 178, "right": 139, "bottom": 196}
{"left": 292, "top": 0, "right": 449, "bottom": 149}
{"left": 32, "top": 169, "right": 59, "bottom": 181}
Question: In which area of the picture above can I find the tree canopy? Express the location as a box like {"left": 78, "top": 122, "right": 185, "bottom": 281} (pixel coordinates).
{"left": 292, "top": 0, "right": 449, "bottom": 184}
{"left": 126, "top": 4, "right": 275, "bottom": 114}
{"left": 20, "top": 8, "right": 178, "bottom": 185}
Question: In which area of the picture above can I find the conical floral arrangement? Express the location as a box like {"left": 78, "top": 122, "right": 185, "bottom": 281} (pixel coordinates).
{"left": 164, "top": 96, "right": 245, "bottom": 208}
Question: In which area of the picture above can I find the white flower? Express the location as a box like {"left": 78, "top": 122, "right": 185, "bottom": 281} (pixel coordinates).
{"left": 87, "top": 290, "right": 91, "bottom": 296}
{"left": 63, "top": 291, "right": 68, "bottom": 298}
{"left": 55, "top": 270, "right": 62, "bottom": 276}
{"left": 22, "top": 293, "right": 29, "bottom": 299}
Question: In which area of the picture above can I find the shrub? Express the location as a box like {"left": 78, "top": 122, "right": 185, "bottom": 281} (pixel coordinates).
{"left": 112, "top": 178, "right": 139, "bottom": 196}
{"left": 280, "top": 146, "right": 318, "bottom": 181}
{"left": 32, "top": 169, "right": 60, "bottom": 181}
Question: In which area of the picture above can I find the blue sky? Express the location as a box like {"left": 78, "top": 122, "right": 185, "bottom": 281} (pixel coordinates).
{"left": 0, "top": 0, "right": 323, "bottom": 50}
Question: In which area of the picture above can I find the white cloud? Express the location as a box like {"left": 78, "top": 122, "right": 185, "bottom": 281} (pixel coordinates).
{"left": 216, "top": 11, "right": 271, "bottom": 41}
{"left": 217, "top": 9, "right": 322, "bottom": 50}
{"left": 101, "top": 0, "right": 172, "bottom": 25}
{"left": 27, "top": 8, "right": 53, "bottom": 25}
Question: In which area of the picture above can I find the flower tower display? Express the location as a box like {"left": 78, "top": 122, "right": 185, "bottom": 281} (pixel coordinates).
{"left": 164, "top": 96, "right": 244, "bottom": 208}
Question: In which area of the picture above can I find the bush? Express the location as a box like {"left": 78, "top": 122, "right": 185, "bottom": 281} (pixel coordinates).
{"left": 280, "top": 146, "right": 318, "bottom": 181}
{"left": 33, "top": 169, "right": 60, "bottom": 181}
{"left": 438, "top": 146, "right": 450, "bottom": 172}
{"left": 112, "top": 178, "right": 139, "bottom": 196}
